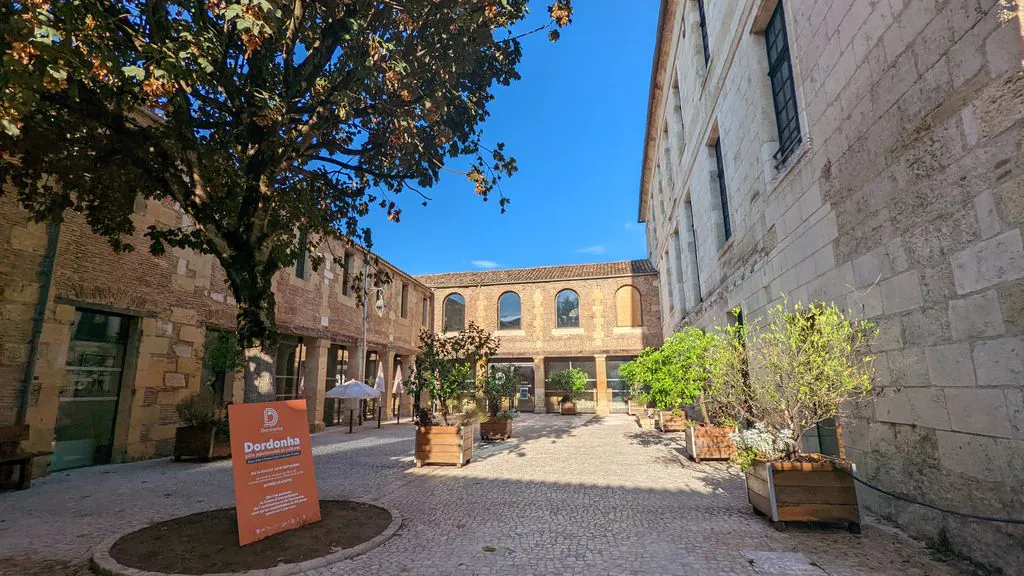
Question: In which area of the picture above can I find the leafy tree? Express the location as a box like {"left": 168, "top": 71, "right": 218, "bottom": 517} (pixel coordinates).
{"left": 548, "top": 367, "right": 586, "bottom": 402}
{"left": 482, "top": 363, "right": 519, "bottom": 418}
{"left": 410, "top": 321, "right": 498, "bottom": 426}
{"left": 619, "top": 327, "right": 716, "bottom": 416}
{"left": 711, "top": 301, "right": 877, "bottom": 455}
{"left": 0, "top": 0, "right": 573, "bottom": 400}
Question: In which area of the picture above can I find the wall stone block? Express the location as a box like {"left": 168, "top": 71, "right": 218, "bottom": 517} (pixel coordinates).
{"left": 925, "top": 343, "right": 976, "bottom": 387}
{"left": 945, "top": 388, "right": 1013, "bottom": 438}
{"left": 951, "top": 229, "right": 1024, "bottom": 295}
{"left": 972, "top": 336, "right": 1024, "bottom": 387}
{"left": 949, "top": 289, "right": 1006, "bottom": 341}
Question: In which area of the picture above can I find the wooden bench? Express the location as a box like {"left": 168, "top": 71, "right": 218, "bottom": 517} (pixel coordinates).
{"left": 0, "top": 424, "right": 52, "bottom": 490}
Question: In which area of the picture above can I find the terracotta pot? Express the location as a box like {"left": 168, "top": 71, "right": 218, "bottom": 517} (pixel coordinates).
{"left": 745, "top": 459, "right": 861, "bottom": 533}
{"left": 684, "top": 426, "right": 737, "bottom": 463}
{"left": 173, "top": 426, "right": 230, "bottom": 462}
{"left": 560, "top": 401, "right": 577, "bottom": 416}
{"left": 480, "top": 418, "right": 512, "bottom": 441}
{"left": 415, "top": 425, "right": 473, "bottom": 468}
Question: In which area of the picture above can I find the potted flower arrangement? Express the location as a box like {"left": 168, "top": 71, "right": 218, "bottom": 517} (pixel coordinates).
{"left": 410, "top": 322, "right": 499, "bottom": 467}
{"left": 173, "top": 332, "right": 239, "bottom": 461}
{"left": 717, "top": 301, "right": 876, "bottom": 532}
{"left": 481, "top": 363, "right": 520, "bottom": 440}
{"left": 549, "top": 367, "right": 586, "bottom": 415}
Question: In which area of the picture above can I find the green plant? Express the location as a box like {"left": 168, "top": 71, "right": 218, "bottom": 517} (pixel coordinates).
{"left": 549, "top": 367, "right": 587, "bottom": 402}
{"left": 712, "top": 300, "right": 877, "bottom": 457}
{"left": 410, "top": 322, "right": 500, "bottom": 426}
{"left": 205, "top": 331, "right": 242, "bottom": 377}
{"left": 175, "top": 385, "right": 227, "bottom": 437}
{"left": 483, "top": 364, "right": 520, "bottom": 418}
{"left": 619, "top": 327, "right": 717, "bottom": 412}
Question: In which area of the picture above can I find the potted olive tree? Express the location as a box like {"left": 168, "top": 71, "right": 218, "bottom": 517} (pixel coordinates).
{"left": 549, "top": 367, "right": 586, "bottom": 415}
{"left": 410, "top": 322, "right": 499, "bottom": 467}
{"left": 480, "top": 363, "right": 520, "bottom": 440}
{"left": 173, "top": 332, "right": 239, "bottom": 461}
{"left": 718, "top": 301, "right": 876, "bottom": 532}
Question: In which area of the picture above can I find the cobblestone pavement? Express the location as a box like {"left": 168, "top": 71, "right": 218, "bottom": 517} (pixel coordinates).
{"left": 0, "top": 414, "right": 969, "bottom": 575}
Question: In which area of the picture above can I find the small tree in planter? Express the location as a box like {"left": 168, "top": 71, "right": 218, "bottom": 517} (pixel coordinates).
{"left": 410, "top": 322, "right": 499, "bottom": 467}
{"left": 549, "top": 368, "right": 587, "bottom": 415}
{"left": 173, "top": 332, "right": 239, "bottom": 461}
{"left": 720, "top": 301, "right": 877, "bottom": 531}
{"left": 480, "top": 364, "right": 520, "bottom": 440}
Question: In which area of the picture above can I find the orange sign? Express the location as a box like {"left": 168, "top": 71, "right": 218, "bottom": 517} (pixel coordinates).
{"left": 228, "top": 400, "right": 321, "bottom": 546}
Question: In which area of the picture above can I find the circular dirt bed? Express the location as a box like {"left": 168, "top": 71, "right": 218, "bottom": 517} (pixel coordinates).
{"left": 107, "top": 500, "right": 392, "bottom": 574}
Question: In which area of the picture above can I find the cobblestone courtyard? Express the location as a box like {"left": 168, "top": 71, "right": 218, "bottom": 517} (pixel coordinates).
{"left": 0, "top": 414, "right": 968, "bottom": 575}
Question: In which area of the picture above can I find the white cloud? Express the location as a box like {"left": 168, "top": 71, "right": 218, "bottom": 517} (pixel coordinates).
{"left": 471, "top": 260, "right": 499, "bottom": 269}
{"left": 575, "top": 245, "right": 606, "bottom": 255}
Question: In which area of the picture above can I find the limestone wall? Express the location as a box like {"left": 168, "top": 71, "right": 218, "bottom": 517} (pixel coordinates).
{"left": 643, "top": 0, "right": 1024, "bottom": 571}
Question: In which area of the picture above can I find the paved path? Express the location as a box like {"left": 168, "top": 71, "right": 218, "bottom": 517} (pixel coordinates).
{"left": 0, "top": 414, "right": 967, "bottom": 575}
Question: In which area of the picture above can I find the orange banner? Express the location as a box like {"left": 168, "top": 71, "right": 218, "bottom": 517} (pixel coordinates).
{"left": 228, "top": 400, "right": 321, "bottom": 546}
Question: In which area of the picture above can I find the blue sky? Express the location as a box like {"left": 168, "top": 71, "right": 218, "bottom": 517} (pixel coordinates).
{"left": 367, "top": 2, "right": 660, "bottom": 276}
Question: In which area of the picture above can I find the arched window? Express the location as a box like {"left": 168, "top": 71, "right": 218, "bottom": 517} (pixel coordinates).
{"left": 555, "top": 289, "right": 580, "bottom": 328}
{"left": 443, "top": 293, "right": 465, "bottom": 332}
{"left": 615, "top": 286, "right": 643, "bottom": 327}
{"left": 497, "top": 292, "right": 522, "bottom": 330}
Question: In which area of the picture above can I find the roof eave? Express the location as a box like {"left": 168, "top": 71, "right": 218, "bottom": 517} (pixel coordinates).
{"left": 638, "top": 0, "right": 673, "bottom": 224}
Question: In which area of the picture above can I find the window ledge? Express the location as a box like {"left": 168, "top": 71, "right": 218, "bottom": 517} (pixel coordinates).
{"left": 497, "top": 329, "right": 526, "bottom": 336}
{"left": 613, "top": 326, "right": 643, "bottom": 335}
{"left": 551, "top": 328, "right": 584, "bottom": 336}
{"left": 768, "top": 137, "right": 811, "bottom": 194}
{"left": 718, "top": 237, "right": 735, "bottom": 259}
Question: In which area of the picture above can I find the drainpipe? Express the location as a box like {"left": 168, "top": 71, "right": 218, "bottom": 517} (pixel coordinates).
{"left": 17, "top": 221, "right": 61, "bottom": 424}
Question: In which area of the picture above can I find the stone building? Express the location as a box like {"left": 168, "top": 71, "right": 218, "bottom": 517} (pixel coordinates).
{"left": 640, "top": 0, "right": 1024, "bottom": 571}
{"left": 416, "top": 261, "right": 662, "bottom": 414}
{"left": 0, "top": 193, "right": 432, "bottom": 472}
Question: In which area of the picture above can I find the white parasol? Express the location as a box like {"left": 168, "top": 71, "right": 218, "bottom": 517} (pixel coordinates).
{"left": 324, "top": 379, "right": 381, "bottom": 400}
{"left": 392, "top": 364, "right": 404, "bottom": 395}
{"left": 374, "top": 361, "right": 386, "bottom": 393}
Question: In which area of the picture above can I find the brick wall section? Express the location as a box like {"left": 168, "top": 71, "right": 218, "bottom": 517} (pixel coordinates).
{"left": 418, "top": 261, "right": 663, "bottom": 414}
{"left": 0, "top": 193, "right": 431, "bottom": 465}
{"left": 642, "top": 0, "right": 1024, "bottom": 571}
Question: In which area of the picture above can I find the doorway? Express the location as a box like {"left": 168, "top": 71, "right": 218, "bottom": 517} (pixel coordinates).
{"left": 52, "top": 310, "right": 131, "bottom": 471}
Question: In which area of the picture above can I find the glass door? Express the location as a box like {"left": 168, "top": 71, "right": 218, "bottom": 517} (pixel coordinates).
{"left": 606, "top": 358, "right": 633, "bottom": 414}
{"left": 52, "top": 310, "right": 130, "bottom": 471}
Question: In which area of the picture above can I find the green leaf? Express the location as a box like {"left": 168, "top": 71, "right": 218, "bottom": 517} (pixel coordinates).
{"left": 121, "top": 66, "right": 146, "bottom": 80}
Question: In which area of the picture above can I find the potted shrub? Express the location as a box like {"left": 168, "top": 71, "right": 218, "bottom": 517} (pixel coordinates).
{"left": 549, "top": 367, "right": 586, "bottom": 415}
{"left": 173, "top": 332, "right": 238, "bottom": 461}
{"left": 410, "top": 322, "right": 499, "bottom": 467}
{"left": 173, "top": 385, "right": 230, "bottom": 461}
{"left": 720, "top": 301, "right": 876, "bottom": 532}
{"left": 620, "top": 328, "right": 713, "bottom": 434}
{"left": 481, "top": 364, "right": 519, "bottom": 440}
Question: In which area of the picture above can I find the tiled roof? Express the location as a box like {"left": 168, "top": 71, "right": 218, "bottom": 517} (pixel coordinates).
{"left": 415, "top": 259, "right": 658, "bottom": 288}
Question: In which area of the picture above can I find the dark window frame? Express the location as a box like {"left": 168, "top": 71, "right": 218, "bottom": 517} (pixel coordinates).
{"left": 697, "top": 0, "right": 710, "bottom": 67}
{"left": 421, "top": 297, "right": 430, "bottom": 327}
{"left": 713, "top": 138, "right": 732, "bottom": 242}
{"left": 765, "top": 1, "right": 802, "bottom": 166}
{"left": 400, "top": 283, "right": 409, "bottom": 318}
{"left": 555, "top": 289, "right": 580, "bottom": 329}
{"left": 442, "top": 293, "right": 466, "bottom": 332}
{"left": 497, "top": 291, "right": 522, "bottom": 331}
{"left": 295, "top": 230, "right": 308, "bottom": 279}
{"left": 341, "top": 252, "right": 353, "bottom": 296}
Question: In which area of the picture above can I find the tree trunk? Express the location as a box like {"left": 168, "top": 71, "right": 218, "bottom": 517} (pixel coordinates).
{"left": 698, "top": 394, "right": 711, "bottom": 426}
{"left": 243, "top": 342, "right": 277, "bottom": 403}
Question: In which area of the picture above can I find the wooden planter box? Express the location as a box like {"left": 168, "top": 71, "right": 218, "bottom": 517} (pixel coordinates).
{"left": 560, "top": 401, "right": 577, "bottom": 416}
{"left": 684, "top": 426, "right": 737, "bottom": 463}
{"left": 745, "top": 460, "right": 861, "bottom": 532}
{"left": 415, "top": 425, "right": 473, "bottom": 468}
{"left": 173, "top": 426, "right": 230, "bottom": 462}
{"left": 636, "top": 415, "right": 655, "bottom": 430}
{"left": 480, "top": 418, "right": 512, "bottom": 441}
{"left": 658, "top": 412, "right": 688, "bottom": 432}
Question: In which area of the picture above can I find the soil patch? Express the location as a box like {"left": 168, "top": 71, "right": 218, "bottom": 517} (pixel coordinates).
{"left": 108, "top": 500, "right": 392, "bottom": 574}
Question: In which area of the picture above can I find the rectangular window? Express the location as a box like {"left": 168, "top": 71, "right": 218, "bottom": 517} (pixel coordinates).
{"left": 713, "top": 139, "right": 732, "bottom": 241}
{"left": 421, "top": 297, "right": 430, "bottom": 327}
{"left": 400, "top": 283, "right": 409, "bottom": 318}
{"left": 274, "top": 336, "right": 305, "bottom": 400}
{"left": 766, "top": 0, "right": 801, "bottom": 166}
{"left": 697, "top": 0, "right": 710, "bottom": 67}
{"left": 341, "top": 253, "right": 353, "bottom": 296}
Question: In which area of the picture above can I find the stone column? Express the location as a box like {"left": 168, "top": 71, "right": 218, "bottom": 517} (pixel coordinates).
{"left": 533, "top": 356, "right": 546, "bottom": 414}
{"left": 302, "top": 337, "right": 329, "bottom": 433}
{"left": 595, "top": 354, "right": 609, "bottom": 416}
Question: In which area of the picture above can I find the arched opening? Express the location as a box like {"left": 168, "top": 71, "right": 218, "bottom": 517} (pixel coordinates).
{"left": 442, "top": 293, "right": 465, "bottom": 332}
{"left": 497, "top": 291, "right": 522, "bottom": 330}
{"left": 555, "top": 289, "right": 580, "bottom": 328}
{"left": 615, "top": 285, "right": 643, "bottom": 327}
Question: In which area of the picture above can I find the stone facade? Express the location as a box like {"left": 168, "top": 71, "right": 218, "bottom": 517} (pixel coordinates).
{"left": 640, "top": 0, "right": 1024, "bottom": 571}
{"left": 417, "top": 261, "right": 662, "bottom": 415}
{"left": 0, "top": 192, "right": 430, "bottom": 470}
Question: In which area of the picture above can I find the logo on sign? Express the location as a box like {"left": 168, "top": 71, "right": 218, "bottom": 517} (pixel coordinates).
{"left": 260, "top": 407, "right": 283, "bottom": 432}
